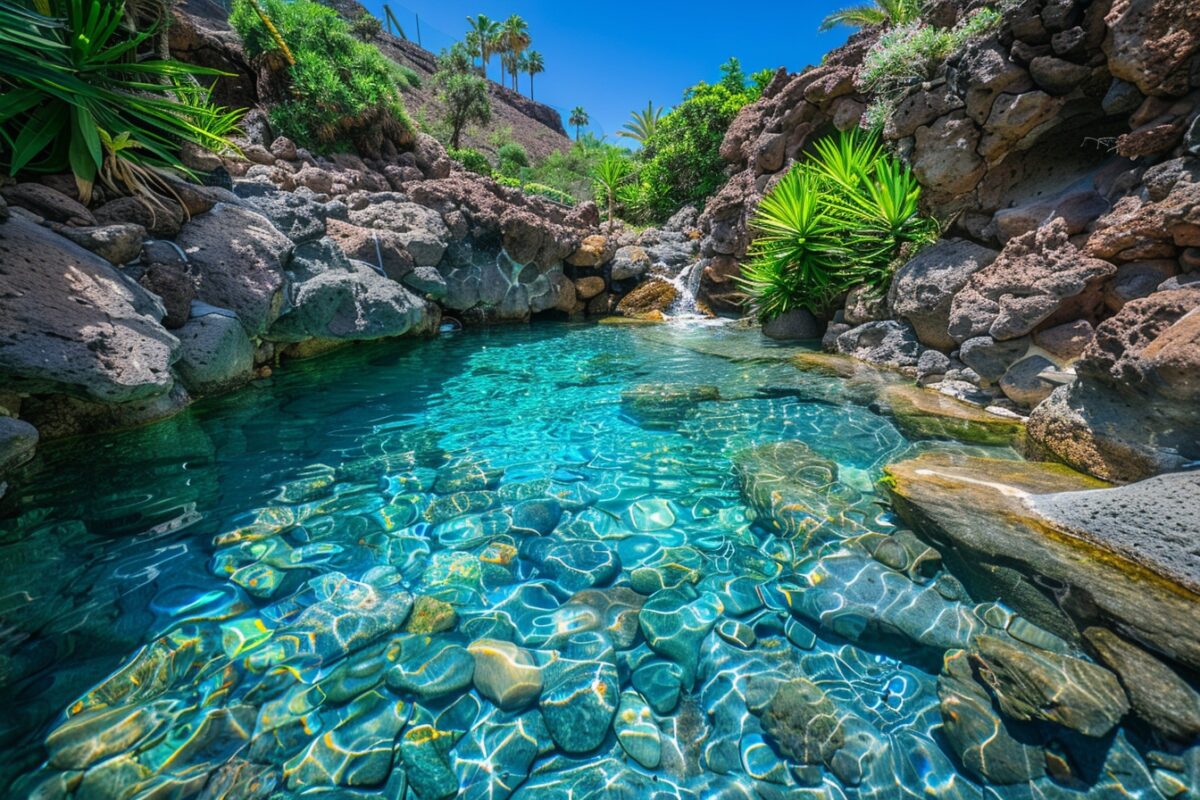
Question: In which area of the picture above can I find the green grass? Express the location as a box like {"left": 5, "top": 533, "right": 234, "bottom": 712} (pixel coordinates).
{"left": 230, "top": 0, "right": 413, "bottom": 153}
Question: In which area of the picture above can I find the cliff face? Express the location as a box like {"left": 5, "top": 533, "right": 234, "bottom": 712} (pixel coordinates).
{"left": 696, "top": 0, "right": 1200, "bottom": 482}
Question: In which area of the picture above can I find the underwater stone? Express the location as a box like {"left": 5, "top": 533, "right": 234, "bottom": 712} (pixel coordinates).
{"left": 732, "top": 441, "right": 841, "bottom": 544}
{"left": 511, "top": 498, "right": 563, "bottom": 535}
{"left": 520, "top": 537, "right": 620, "bottom": 592}
{"left": 620, "top": 383, "right": 720, "bottom": 427}
{"left": 716, "top": 619, "right": 756, "bottom": 649}
{"left": 453, "top": 708, "right": 549, "bottom": 800}
{"left": 700, "top": 574, "right": 764, "bottom": 616}
{"left": 405, "top": 595, "right": 458, "bottom": 634}
{"left": 627, "top": 545, "right": 703, "bottom": 594}
{"left": 638, "top": 588, "right": 723, "bottom": 686}
{"left": 565, "top": 587, "right": 645, "bottom": 649}
{"left": 400, "top": 724, "right": 459, "bottom": 800}
{"left": 630, "top": 658, "right": 685, "bottom": 714}
{"left": 468, "top": 638, "right": 543, "bottom": 710}
{"left": 539, "top": 657, "right": 619, "bottom": 753}
{"left": 938, "top": 649, "right": 1046, "bottom": 784}
{"left": 971, "top": 634, "right": 1129, "bottom": 737}
{"left": 283, "top": 690, "right": 407, "bottom": 790}
{"left": 615, "top": 690, "right": 662, "bottom": 768}
{"left": 758, "top": 677, "right": 845, "bottom": 766}
{"left": 385, "top": 635, "right": 476, "bottom": 701}
{"left": 1085, "top": 627, "right": 1200, "bottom": 742}
{"left": 878, "top": 384, "right": 1023, "bottom": 445}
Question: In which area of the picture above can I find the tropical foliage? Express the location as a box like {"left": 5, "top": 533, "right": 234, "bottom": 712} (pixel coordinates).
{"left": 736, "top": 129, "right": 938, "bottom": 320}
{"left": 523, "top": 51, "right": 544, "bottom": 99}
{"left": 568, "top": 106, "right": 589, "bottom": 140}
{"left": 496, "top": 141, "right": 529, "bottom": 177}
{"left": 617, "top": 102, "right": 663, "bottom": 144}
{"left": 463, "top": 13, "right": 543, "bottom": 96}
{"left": 230, "top": 0, "right": 413, "bottom": 153}
{"left": 591, "top": 149, "right": 632, "bottom": 231}
{"left": 0, "top": 0, "right": 241, "bottom": 203}
{"left": 620, "top": 57, "right": 762, "bottom": 223}
{"left": 432, "top": 42, "right": 491, "bottom": 149}
{"left": 859, "top": 7, "right": 1002, "bottom": 127}
{"left": 447, "top": 146, "right": 491, "bottom": 176}
{"left": 819, "top": 0, "right": 920, "bottom": 32}
{"left": 518, "top": 134, "right": 621, "bottom": 203}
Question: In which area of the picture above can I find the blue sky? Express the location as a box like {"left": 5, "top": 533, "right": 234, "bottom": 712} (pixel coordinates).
{"left": 366, "top": 0, "right": 855, "bottom": 141}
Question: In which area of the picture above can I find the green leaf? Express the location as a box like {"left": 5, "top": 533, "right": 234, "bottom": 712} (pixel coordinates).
{"left": 10, "top": 101, "right": 67, "bottom": 173}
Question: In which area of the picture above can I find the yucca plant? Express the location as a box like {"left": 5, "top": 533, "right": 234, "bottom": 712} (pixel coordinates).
{"left": 737, "top": 129, "right": 937, "bottom": 320}
{"left": 591, "top": 150, "right": 632, "bottom": 232}
{"left": 0, "top": 0, "right": 242, "bottom": 203}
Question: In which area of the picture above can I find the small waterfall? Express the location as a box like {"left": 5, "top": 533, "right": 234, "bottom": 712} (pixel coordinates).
{"left": 655, "top": 259, "right": 706, "bottom": 319}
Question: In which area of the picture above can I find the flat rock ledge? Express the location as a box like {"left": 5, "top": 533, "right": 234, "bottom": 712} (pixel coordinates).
{"left": 884, "top": 453, "right": 1200, "bottom": 672}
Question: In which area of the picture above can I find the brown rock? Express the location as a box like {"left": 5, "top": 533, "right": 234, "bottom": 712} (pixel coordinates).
{"left": 574, "top": 276, "right": 606, "bottom": 300}
{"left": 1116, "top": 121, "right": 1186, "bottom": 158}
{"left": 1033, "top": 320, "right": 1094, "bottom": 361}
{"left": 0, "top": 183, "right": 95, "bottom": 226}
{"left": 93, "top": 196, "right": 186, "bottom": 238}
{"left": 616, "top": 280, "right": 677, "bottom": 318}
{"left": 51, "top": 223, "right": 145, "bottom": 265}
{"left": 979, "top": 91, "right": 1066, "bottom": 162}
{"left": 949, "top": 219, "right": 1116, "bottom": 342}
{"left": 1104, "top": 0, "right": 1200, "bottom": 97}
{"left": 326, "top": 218, "right": 415, "bottom": 282}
{"left": 566, "top": 235, "right": 611, "bottom": 267}
{"left": 139, "top": 264, "right": 197, "bottom": 330}
{"left": 912, "top": 114, "right": 986, "bottom": 198}
{"left": 1085, "top": 627, "right": 1200, "bottom": 741}
{"left": 1029, "top": 56, "right": 1092, "bottom": 96}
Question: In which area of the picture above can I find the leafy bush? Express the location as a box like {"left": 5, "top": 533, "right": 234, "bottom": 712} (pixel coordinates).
{"left": 520, "top": 136, "right": 622, "bottom": 203}
{"left": 522, "top": 182, "right": 575, "bottom": 205}
{"left": 432, "top": 42, "right": 490, "bottom": 149}
{"left": 737, "top": 130, "right": 938, "bottom": 320}
{"left": 0, "top": 0, "right": 241, "bottom": 202}
{"left": 859, "top": 8, "right": 1002, "bottom": 126}
{"left": 448, "top": 146, "right": 492, "bottom": 176}
{"left": 623, "top": 59, "right": 760, "bottom": 223}
{"left": 496, "top": 141, "right": 529, "bottom": 177}
{"left": 230, "top": 0, "right": 411, "bottom": 153}
{"left": 349, "top": 10, "right": 381, "bottom": 41}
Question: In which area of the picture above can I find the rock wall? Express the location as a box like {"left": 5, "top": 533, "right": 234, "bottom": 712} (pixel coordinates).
{"left": 696, "top": 0, "right": 1200, "bottom": 482}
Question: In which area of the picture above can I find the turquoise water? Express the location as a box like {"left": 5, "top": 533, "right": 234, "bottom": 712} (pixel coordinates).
{"left": 0, "top": 323, "right": 1179, "bottom": 798}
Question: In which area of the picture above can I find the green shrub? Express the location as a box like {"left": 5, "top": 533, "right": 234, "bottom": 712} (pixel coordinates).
{"left": 859, "top": 8, "right": 1003, "bottom": 126}
{"left": 432, "top": 42, "right": 490, "bottom": 149}
{"left": 496, "top": 141, "right": 529, "bottom": 177}
{"left": 522, "top": 182, "right": 575, "bottom": 205}
{"left": 623, "top": 60, "right": 759, "bottom": 223}
{"left": 230, "top": 0, "right": 411, "bottom": 153}
{"left": 737, "top": 129, "right": 938, "bottom": 320}
{"left": 448, "top": 146, "right": 492, "bottom": 176}
{"left": 349, "top": 10, "right": 381, "bottom": 41}
{"left": 0, "top": 0, "right": 241, "bottom": 203}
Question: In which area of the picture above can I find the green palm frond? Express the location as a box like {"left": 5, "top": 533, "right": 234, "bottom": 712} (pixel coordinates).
{"left": 617, "top": 101, "right": 664, "bottom": 144}
{"left": 818, "top": 0, "right": 920, "bottom": 32}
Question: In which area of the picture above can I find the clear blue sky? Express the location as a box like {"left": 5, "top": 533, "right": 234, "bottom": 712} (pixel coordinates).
{"left": 367, "top": 0, "right": 854, "bottom": 140}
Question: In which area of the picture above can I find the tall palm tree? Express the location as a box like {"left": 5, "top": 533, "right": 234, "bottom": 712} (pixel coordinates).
{"left": 466, "top": 14, "right": 501, "bottom": 81}
{"left": 501, "top": 14, "right": 530, "bottom": 90}
{"left": 524, "top": 50, "right": 545, "bottom": 100}
{"left": 568, "top": 106, "right": 589, "bottom": 140}
{"left": 617, "top": 101, "right": 663, "bottom": 144}
{"left": 819, "top": 0, "right": 920, "bottom": 31}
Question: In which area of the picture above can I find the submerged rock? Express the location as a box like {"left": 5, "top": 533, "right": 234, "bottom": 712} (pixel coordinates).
{"left": 758, "top": 677, "right": 845, "bottom": 766}
{"left": 620, "top": 383, "right": 720, "bottom": 427}
{"left": 970, "top": 634, "right": 1129, "bottom": 737}
{"left": 614, "top": 690, "right": 662, "bottom": 768}
{"left": 877, "top": 384, "right": 1023, "bottom": 445}
{"left": 1084, "top": 627, "right": 1200, "bottom": 742}
{"left": 538, "top": 657, "right": 619, "bottom": 753}
{"left": 638, "top": 589, "right": 722, "bottom": 685}
{"left": 467, "top": 638, "right": 542, "bottom": 710}
{"left": 938, "top": 649, "right": 1046, "bottom": 784}
{"left": 885, "top": 453, "right": 1200, "bottom": 670}
{"left": 732, "top": 441, "right": 841, "bottom": 542}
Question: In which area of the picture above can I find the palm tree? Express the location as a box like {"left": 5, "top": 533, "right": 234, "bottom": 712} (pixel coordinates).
{"left": 524, "top": 51, "right": 544, "bottom": 99}
{"left": 501, "top": 14, "right": 530, "bottom": 90}
{"left": 617, "top": 101, "right": 663, "bottom": 144}
{"left": 569, "top": 106, "right": 589, "bottom": 140}
{"left": 591, "top": 150, "right": 632, "bottom": 232}
{"left": 819, "top": 0, "right": 920, "bottom": 31}
{"left": 466, "top": 14, "right": 501, "bottom": 81}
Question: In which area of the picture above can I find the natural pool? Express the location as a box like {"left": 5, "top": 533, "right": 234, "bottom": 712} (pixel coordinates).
{"left": 0, "top": 322, "right": 1188, "bottom": 798}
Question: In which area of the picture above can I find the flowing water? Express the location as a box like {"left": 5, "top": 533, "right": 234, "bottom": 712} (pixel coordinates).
{"left": 0, "top": 323, "right": 1184, "bottom": 799}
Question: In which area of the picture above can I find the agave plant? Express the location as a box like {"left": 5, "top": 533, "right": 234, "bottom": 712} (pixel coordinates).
{"left": 737, "top": 129, "right": 937, "bottom": 320}
{"left": 0, "top": 0, "right": 242, "bottom": 203}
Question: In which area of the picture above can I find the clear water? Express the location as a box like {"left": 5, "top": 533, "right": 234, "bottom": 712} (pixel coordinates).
{"left": 0, "top": 323, "right": 1179, "bottom": 799}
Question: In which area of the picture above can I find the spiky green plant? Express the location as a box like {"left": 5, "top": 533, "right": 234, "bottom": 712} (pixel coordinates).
{"left": 0, "top": 0, "right": 242, "bottom": 203}
{"left": 591, "top": 149, "right": 631, "bottom": 232}
{"left": 819, "top": 0, "right": 920, "bottom": 32}
{"left": 617, "top": 101, "right": 664, "bottom": 144}
{"left": 737, "top": 129, "right": 937, "bottom": 320}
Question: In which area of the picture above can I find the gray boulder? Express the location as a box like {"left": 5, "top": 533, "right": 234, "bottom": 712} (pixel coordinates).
{"left": 0, "top": 417, "right": 38, "bottom": 474}
{"left": 241, "top": 188, "right": 348, "bottom": 244}
{"left": 175, "top": 203, "right": 293, "bottom": 336}
{"left": 175, "top": 308, "right": 256, "bottom": 396}
{"left": 270, "top": 241, "right": 438, "bottom": 342}
{"left": 51, "top": 223, "right": 145, "bottom": 265}
{"left": 959, "top": 335, "right": 1031, "bottom": 383}
{"left": 348, "top": 200, "right": 449, "bottom": 267}
{"left": 0, "top": 216, "right": 178, "bottom": 403}
{"left": 834, "top": 321, "right": 925, "bottom": 371}
{"left": 889, "top": 240, "right": 999, "bottom": 350}
{"left": 999, "top": 354, "right": 1056, "bottom": 407}
{"left": 610, "top": 245, "right": 653, "bottom": 281}
{"left": 763, "top": 309, "right": 821, "bottom": 340}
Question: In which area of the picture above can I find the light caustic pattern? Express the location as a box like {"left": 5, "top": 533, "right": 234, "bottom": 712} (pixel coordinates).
{"left": 0, "top": 323, "right": 1183, "bottom": 799}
